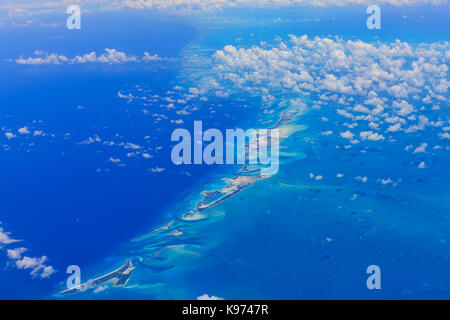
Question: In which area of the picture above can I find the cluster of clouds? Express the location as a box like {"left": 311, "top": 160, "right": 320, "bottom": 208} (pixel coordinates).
{"left": 14, "top": 49, "right": 164, "bottom": 65}
{"left": 1, "top": 122, "right": 48, "bottom": 153}
{"left": 78, "top": 134, "right": 156, "bottom": 166}
{"left": 93, "top": 83, "right": 213, "bottom": 172}
{"left": 0, "top": 223, "right": 55, "bottom": 279}
{"left": 3, "top": 125, "right": 45, "bottom": 140}
{"left": 122, "top": 0, "right": 449, "bottom": 12}
{"left": 309, "top": 172, "right": 402, "bottom": 186}
{"left": 210, "top": 35, "right": 449, "bottom": 147}
{"left": 1, "top": 0, "right": 448, "bottom": 23}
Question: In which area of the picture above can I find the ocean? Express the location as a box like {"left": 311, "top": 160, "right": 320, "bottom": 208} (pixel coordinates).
{"left": 0, "top": 4, "right": 449, "bottom": 299}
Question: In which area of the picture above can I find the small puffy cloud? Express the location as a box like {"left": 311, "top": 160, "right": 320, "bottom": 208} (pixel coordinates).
{"left": 40, "top": 265, "right": 56, "bottom": 279}
{"left": 95, "top": 49, "right": 138, "bottom": 64}
{"left": 124, "top": 143, "right": 141, "bottom": 150}
{"left": 355, "top": 176, "right": 368, "bottom": 183}
{"left": 78, "top": 137, "right": 96, "bottom": 145}
{"left": 380, "top": 178, "right": 393, "bottom": 184}
{"left": 387, "top": 123, "right": 402, "bottom": 132}
{"left": 360, "top": 131, "right": 385, "bottom": 141}
{"left": 393, "top": 100, "right": 415, "bottom": 117}
{"left": 15, "top": 255, "right": 46, "bottom": 270}
{"left": 418, "top": 161, "right": 426, "bottom": 168}
{"left": 7, "top": 247, "right": 27, "bottom": 259}
{"left": 413, "top": 143, "right": 427, "bottom": 154}
{"left": 0, "top": 228, "right": 21, "bottom": 245}
{"left": 5, "top": 132, "right": 16, "bottom": 140}
{"left": 369, "top": 122, "right": 379, "bottom": 130}
{"left": 143, "top": 52, "right": 162, "bottom": 62}
{"left": 340, "top": 131, "right": 354, "bottom": 139}
{"left": 197, "top": 293, "right": 224, "bottom": 300}
{"left": 18, "top": 127, "right": 30, "bottom": 134}
{"left": 353, "top": 104, "right": 370, "bottom": 113}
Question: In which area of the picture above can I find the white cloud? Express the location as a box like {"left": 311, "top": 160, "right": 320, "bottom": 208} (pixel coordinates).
{"left": 124, "top": 142, "right": 141, "bottom": 150}
{"left": 121, "top": 0, "right": 450, "bottom": 12}
{"left": 0, "top": 224, "right": 55, "bottom": 279}
{"left": 14, "top": 255, "right": 55, "bottom": 278}
{"left": 212, "top": 36, "right": 448, "bottom": 104}
{"left": 16, "top": 54, "right": 69, "bottom": 65}
{"left": 387, "top": 123, "right": 402, "bottom": 132}
{"left": 16, "top": 255, "right": 46, "bottom": 269}
{"left": 340, "top": 131, "right": 354, "bottom": 139}
{"left": 7, "top": 247, "right": 27, "bottom": 259}
{"left": 18, "top": 127, "right": 30, "bottom": 134}
{"left": 0, "top": 227, "right": 21, "bottom": 245}
{"left": 14, "top": 49, "right": 164, "bottom": 65}
{"left": 40, "top": 265, "right": 56, "bottom": 279}
{"left": 206, "top": 35, "right": 448, "bottom": 150}
{"left": 355, "top": 176, "right": 368, "bottom": 183}
{"left": 2, "top": 0, "right": 447, "bottom": 20}
{"left": 5, "top": 132, "right": 16, "bottom": 139}
{"left": 413, "top": 142, "right": 427, "bottom": 154}
{"left": 78, "top": 137, "right": 96, "bottom": 145}
{"left": 360, "top": 131, "right": 385, "bottom": 141}
{"left": 197, "top": 293, "right": 224, "bottom": 300}
{"left": 353, "top": 104, "right": 370, "bottom": 113}
{"left": 380, "top": 178, "right": 393, "bottom": 184}
{"left": 143, "top": 52, "right": 162, "bottom": 62}
{"left": 393, "top": 100, "right": 415, "bottom": 117}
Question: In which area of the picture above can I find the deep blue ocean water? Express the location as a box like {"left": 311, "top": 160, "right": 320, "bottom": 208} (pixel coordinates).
{"left": 0, "top": 12, "right": 202, "bottom": 299}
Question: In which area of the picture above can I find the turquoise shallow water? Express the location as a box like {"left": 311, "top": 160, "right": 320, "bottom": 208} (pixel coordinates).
{"left": 60, "top": 89, "right": 450, "bottom": 299}
{"left": 57, "top": 83, "right": 450, "bottom": 299}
